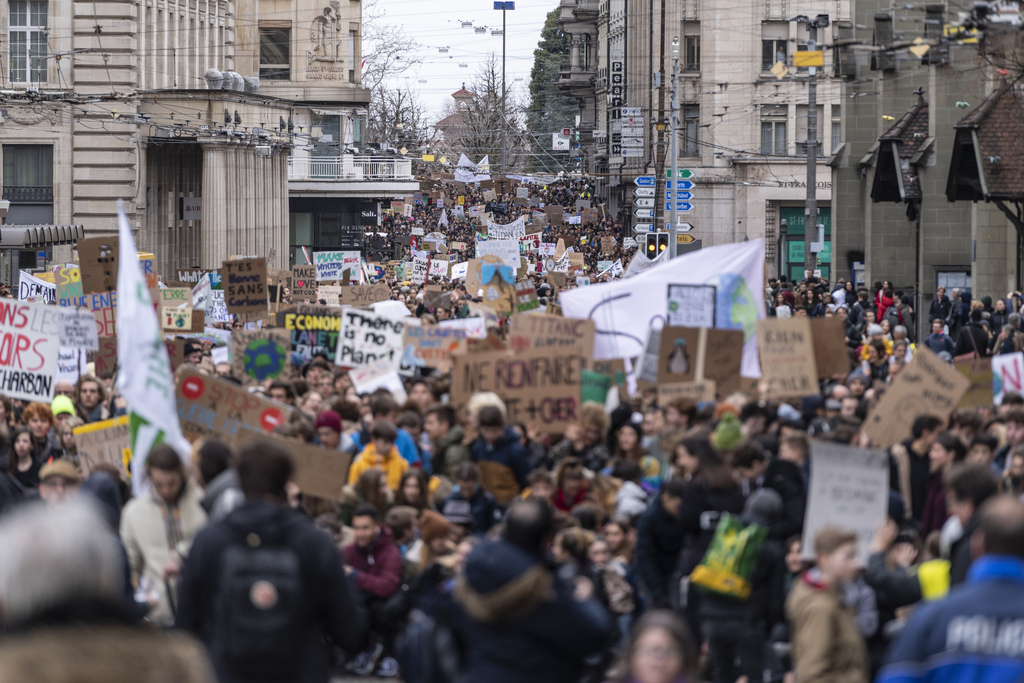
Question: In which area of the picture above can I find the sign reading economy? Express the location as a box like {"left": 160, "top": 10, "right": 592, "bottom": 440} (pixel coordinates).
{"left": 0, "top": 299, "right": 61, "bottom": 402}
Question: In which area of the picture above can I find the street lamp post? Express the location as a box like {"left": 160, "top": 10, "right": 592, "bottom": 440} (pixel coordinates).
{"left": 670, "top": 36, "right": 679, "bottom": 258}
{"left": 493, "top": 2, "right": 516, "bottom": 175}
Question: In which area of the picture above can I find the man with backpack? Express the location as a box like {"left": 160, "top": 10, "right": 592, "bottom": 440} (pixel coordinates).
{"left": 176, "top": 440, "right": 366, "bottom": 683}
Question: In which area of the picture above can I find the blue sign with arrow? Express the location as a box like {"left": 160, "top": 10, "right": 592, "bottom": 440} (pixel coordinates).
{"left": 665, "top": 191, "right": 693, "bottom": 200}
{"left": 666, "top": 180, "right": 694, "bottom": 190}
{"left": 634, "top": 176, "right": 656, "bottom": 187}
{"left": 665, "top": 202, "right": 693, "bottom": 212}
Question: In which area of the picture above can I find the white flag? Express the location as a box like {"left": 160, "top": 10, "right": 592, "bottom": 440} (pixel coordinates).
{"left": 115, "top": 200, "right": 190, "bottom": 495}
{"left": 438, "top": 209, "right": 448, "bottom": 228}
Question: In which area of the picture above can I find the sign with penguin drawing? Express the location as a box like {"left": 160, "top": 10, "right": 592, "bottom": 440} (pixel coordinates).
{"left": 658, "top": 326, "right": 702, "bottom": 385}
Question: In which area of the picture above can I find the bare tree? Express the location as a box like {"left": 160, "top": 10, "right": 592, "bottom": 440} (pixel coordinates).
{"left": 361, "top": 0, "right": 425, "bottom": 146}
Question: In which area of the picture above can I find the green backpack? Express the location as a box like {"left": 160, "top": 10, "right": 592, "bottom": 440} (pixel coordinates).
{"left": 689, "top": 513, "right": 767, "bottom": 600}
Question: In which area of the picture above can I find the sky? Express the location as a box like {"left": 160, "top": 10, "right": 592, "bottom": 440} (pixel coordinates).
{"left": 372, "top": 0, "right": 554, "bottom": 121}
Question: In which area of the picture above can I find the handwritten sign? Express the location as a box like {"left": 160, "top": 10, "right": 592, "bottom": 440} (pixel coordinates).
{"left": 92, "top": 336, "right": 118, "bottom": 376}
{"left": 0, "top": 299, "right": 60, "bottom": 402}
{"left": 75, "top": 416, "right": 131, "bottom": 480}
{"left": 476, "top": 239, "right": 521, "bottom": 271}
{"left": 409, "top": 257, "right": 429, "bottom": 285}
{"left": 163, "top": 307, "right": 193, "bottom": 331}
{"left": 508, "top": 314, "right": 595, "bottom": 357}
{"left": 59, "top": 309, "right": 100, "bottom": 351}
{"left": 957, "top": 357, "right": 994, "bottom": 409}
{"left": 864, "top": 348, "right": 970, "bottom": 448}
{"left": 291, "top": 264, "right": 318, "bottom": 299}
{"left": 487, "top": 216, "right": 526, "bottom": 240}
{"left": 993, "top": 352, "right": 1024, "bottom": 405}
{"left": 811, "top": 317, "right": 851, "bottom": 378}
{"left": 403, "top": 322, "right": 470, "bottom": 371}
{"left": 318, "top": 285, "right": 340, "bottom": 305}
{"left": 658, "top": 379, "right": 717, "bottom": 404}
{"left": 666, "top": 284, "right": 716, "bottom": 328}
{"left": 177, "top": 368, "right": 292, "bottom": 441}
{"left": 54, "top": 266, "right": 83, "bottom": 305}
{"left": 515, "top": 280, "right": 539, "bottom": 313}
{"left": 282, "top": 306, "right": 342, "bottom": 361}
{"left": 451, "top": 347, "right": 583, "bottom": 433}
{"left": 336, "top": 309, "right": 405, "bottom": 369}
{"left": 18, "top": 271, "right": 56, "bottom": 304}
{"left": 86, "top": 290, "right": 117, "bottom": 338}
{"left": 802, "top": 441, "right": 889, "bottom": 565}
{"left": 206, "top": 289, "right": 230, "bottom": 323}
{"left": 313, "top": 250, "right": 360, "bottom": 281}
{"left": 222, "top": 258, "right": 268, "bottom": 318}
{"left": 338, "top": 283, "right": 390, "bottom": 306}
{"left": 757, "top": 318, "right": 819, "bottom": 399}
{"left": 78, "top": 235, "right": 119, "bottom": 293}
{"left": 231, "top": 328, "right": 292, "bottom": 386}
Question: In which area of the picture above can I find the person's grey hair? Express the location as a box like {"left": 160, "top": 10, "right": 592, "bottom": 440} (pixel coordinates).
{"left": 952, "top": 288, "right": 961, "bottom": 297}
{"left": 893, "top": 325, "right": 907, "bottom": 337}
{"left": 1005, "top": 324, "right": 1017, "bottom": 337}
{"left": 1011, "top": 313, "right": 1022, "bottom": 327}
{"left": 0, "top": 500, "right": 123, "bottom": 624}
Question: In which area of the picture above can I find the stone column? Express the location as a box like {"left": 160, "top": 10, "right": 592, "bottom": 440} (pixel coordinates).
{"left": 200, "top": 142, "right": 228, "bottom": 269}
{"left": 570, "top": 35, "right": 580, "bottom": 69}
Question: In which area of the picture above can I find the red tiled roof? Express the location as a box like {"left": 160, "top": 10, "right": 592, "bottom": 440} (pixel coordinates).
{"left": 955, "top": 84, "right": 1024, "bottom": 198}
{"left": 879, "top": 98, "right": 929, "bottom": 200}
{"left": 451, "top": 87, "right": 473, "bottom": 98}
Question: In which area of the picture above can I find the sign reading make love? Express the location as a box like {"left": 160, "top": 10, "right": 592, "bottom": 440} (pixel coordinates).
{"left": 0, "top": 299, "right": 60, "bottom": 402}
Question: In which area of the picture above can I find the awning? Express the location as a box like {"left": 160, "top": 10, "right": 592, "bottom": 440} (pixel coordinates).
{"left": 0, "top": 225, "right": 85, "bottom": 249}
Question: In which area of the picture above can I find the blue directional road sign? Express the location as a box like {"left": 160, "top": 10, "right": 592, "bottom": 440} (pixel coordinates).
{"left": 632, "top": 223, "right": 654, "bottom": 233}
{"left": 494, "top": 1, "right": 515, "bottom": 8}
{"left": 665, "top": 191, "right": 693, "bottom": 200}
{"left": 634, "top": 208, "right": 655, "bottom": 218}
{"left": 666, "top": 180, "right": 694, "bottom": 190}
{"left": 665, "top": 202, "right": 693, "bottom": 212}
{"left": 634, "top": 176, "right": 656, "bottom": 187}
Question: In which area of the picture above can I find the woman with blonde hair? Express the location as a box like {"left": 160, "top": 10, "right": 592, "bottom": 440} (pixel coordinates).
{"left": 57, "top": 416, "right": 84, "bottom": 465}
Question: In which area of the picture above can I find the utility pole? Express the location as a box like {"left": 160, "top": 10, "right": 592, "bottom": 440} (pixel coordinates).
{"left": 800, "top": 14, "right": 828, "bottom": 277}
{"left": 670, "top": 36, "right": 679, "bottom": 258}
{"left": 494, "top": 2, "right": 515, "bottom": 175}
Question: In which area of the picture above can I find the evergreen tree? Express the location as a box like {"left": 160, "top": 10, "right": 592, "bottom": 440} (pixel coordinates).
{"left": 526, "top": 9, "right": 578, "bottom": 173}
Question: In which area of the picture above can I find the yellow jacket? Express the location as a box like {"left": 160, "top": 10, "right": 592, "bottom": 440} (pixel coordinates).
{"left": 347, "top": 443, "right": 409, "bottom": 491}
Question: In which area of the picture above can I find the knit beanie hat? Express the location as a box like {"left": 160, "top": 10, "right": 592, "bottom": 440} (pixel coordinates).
{"left": 712, "top": 412, "right": 743, "bottom": 452}
{"left": 314, "top": 410, "right": 342, "bottom": 434}
{"left": 51, "top": 395, "right": 76, "bottom": 418}
{"left": 419, "top": 509, "right": 452, "bottom": 545}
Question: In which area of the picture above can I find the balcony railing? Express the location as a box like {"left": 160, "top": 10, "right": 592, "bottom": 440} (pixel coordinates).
{"left": 287, "top": 155, "right": 414, "bottom": 181}
{"left": 3, "top": 185, "right": 53, "bottom": 203}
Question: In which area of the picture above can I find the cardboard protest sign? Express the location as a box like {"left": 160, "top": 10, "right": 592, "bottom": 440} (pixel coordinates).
{"left": 657, "top": 326, "right": 703, "bottom": 385}
{"left": 479, "top": 270, "right": 516, "bottom": 316}
{"left": 409, "top": 257, "right": 429, "bottom": 285}
{"left": 163, "top": 307, "right": 193, "bottom": 331}
{"left": 476, "top": 239, "right": 521, "bottom": 271}
{"left": 658, "top": 380, "right": 717, "bottom": 404}
{"left": 802, "top": 440, "right": 889, "bottom": 565}
{"left": 54, "top": 266, "right": 83, "bottom": 305}
{"left": 164, "top": 338, "right": 187, "bottom": 371}
{"left": 403, "top": 322, "right": 470, "bottom": 372}
{"left": 291, "top": 264, "right": 318, "bottom": 299}
{"left": 701, "top": 329, "right": 745, "bottom": 397}
{"left": 993, "top": 352, "right": 1024, "bottom": 404}
{"left": 18, "top": 271, "right": 56, "bottom": 304}
{"left": 281, "top": 306, "right": 342, "bottom": 361}
{"left": 811, "top": 317, "right": 851, "bottom": 378}
{"left": 336, "top": 309, "right": 406, "bottom": 369}
{"left": 601, "top": 237, "right": 615, "bottom": 254}
{"left": 318, "top": 285, "right": 340, "bottom": 305}
{"left": 177, "top": 368, "right": 292, "bottom": 442}
{"left": 86, "top": 290, "right": 117, "bottom": 338}
{"left": 349, "top": 357, "right": 408, "bottom": 403}
{"left": 635, "top": 328, "right": 662, "bottom": 386}
{"left": 864, "top": 348, "right": 970, "bottom": 448}
{"left": 544, "top": 205, "right": 564, "bottom": 225}
{"left": 0, "top": 300, "right": 60, "bottom": 402}
{"left": 429, "top": 259, "right": 449, "bottom": 279}
{"left": 191, "top": 275, "right": 212, "bottom": 311}
{"left": 508, "top": 314, "right": 595, "bottom": 357}
{"left": 75, "top": 416, "right": 131, "bottom": 480}
{"left": 59, "top": 309, "right": 100, "bottom": 351}
{"left": 245, "top": 433, "right": 351, "bottom": 501}
{"left": 956, "top": 357, "right": 994, "bottom": 408}
{"left": 313, "top": 250, "right": 360, "bottom": 281}
{"left": 666, "top": 284, "right": 716, "bottom": 328}
{"left": 231, "top": 328, "right": 292, "bottom": 386}
{"left": 92, "top": 336, "right": 118, "bottom": 375}
{"left": 567, "top": 252, "right": 585, "bottom": 275}
{"left": 338, "top": 284, "right": 390, "bottom": 307}
{"left": 77, "top": 235, "right": 119, "bottom": 293}
{"left": 159, "top": 287, "right": 191, "bottom": 308}
{"left": 451, "top": 347, "right": 584, "bottom": 433}
{"left": 424, "top": 285, "right": 451, "bottom": 311}
{"left": 222, "top": 258, "right": 268, "bottom": 319}
{"left": 757, "top": 318, "right": 819, "bottom": 399}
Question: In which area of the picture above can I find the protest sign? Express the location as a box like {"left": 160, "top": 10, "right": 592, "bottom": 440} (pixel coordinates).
{"left": 486, "top": 216, "right": 526, "bottom": 240}
{"left": 313, "top": 250, "right": 360, "bottom": 281}
{"left": 581, "top": 369, "right": 612, "bottom": 404}
{"left": 657, "top": 326, "right": 702, "bottom": 385}
{"left": 77, "top": 235, "right": 119, "bottom": 293}
{"left": 54, "top": 266, "right": 83, "bottom": 305}
{"left": 59, "top": 308, "right": 100, "bottom": 351}
{"left": 993, "top": 352, "right": 1024, "bottom": 405}
{"left": 956, "top": 357, "right": 994, "bottom": 409}
{"left": 162, "top": 307, "right": 193, "bottom": 331}
{"left": 864, "top": 348, "right": 970, "bottom": 448}
{"left": 336, "top": 309, "right": 405, "bottom": 369}
{"left": 757, "top": 318, "right": 819, "bottom": 399}
{"left": 250, "top": 432, "right": 351, "bottom": 501}
{"left": 658, "top": 380, "right": 717, "bottom": 404}
{"left": 57, "top": 346, "right": 86, "bottom": 384}
{"left": 666, "top": 284, "right": 716, "bottom": 328}
{"left": 811, "top": 317, "right": 851, "bottom": 378}
{"left": 159, "top": 287, "right": 191, "bottom": 308}
{"left": 567, "top": 252, "right": 585, "bottom": 275}
{"left": 601, "top": 237, "right": 615, "bottom": 254}
{"left": 222, "top": 258, "right": 267, "bottom": 319}
{"left": 318, "top": 285, "right": 340, "bottom": 305}
{"left": 349, "top": 357, "right": 408, "bottom": 403}
{"left": 164, "top": 338, "right": 187, "bottom": 371}
{"left": 476, "top": 239, "right": 521, "bottom": 271}
{"left": 508, "top": 314, "right": 595, "bottom": 357}
{"left": 479, "top": 271, "right": 516, "bottom": 316}
{"left": 575, "top": 276, "right": 590, "bottom": 287}
{"left": 802, "top": 441, "right": 889, "bottom": 565}
{"left": 407, "top": 257, "right": 427, "bottom": 285}
{"left": 701, "top": 329, "right": 745, "bottom": 396}
{"left": 338, "top": 283, "right": 390, "bottom": 306}
{"left": 451, "top": 347, "right": 584, "bottom": 433}
{"left": 0, "top": 299, "right": 60, "bottom": 402}
{"left": 191, "top": 275, "right": 212, "bottom": 311}
{"left": 92, "top": 336, "right": 118, "bottom": 375}
{"left": 424, "top": 285, "right": 451, "bottom": 311}
{"left": 86, "top": 290, "right": 117, "bottom": 338}
{"left": 429, "top": 259, "right": 449, "bottom": 279}
{"left": 291, "top": 264, "right": 318, "bottom": 299}
{"left": 282, "top": 306, "right": 342, "bottom": 361}
{"left": 177, "top": 368, "right": 292, "bottom": 441}
{"left": 451, "top": 262, "right": 468, "bottom": 280}
{"left": 75, "top": 416, "right": 131, "bottom": 480}
{"left": 544, "top": 205, "right": 564, "bottom": 225}
{"left": 230, "top": 328, "right": 291, "bottom": 386}
{"left": 403, "top": 322, "right": 471, "bottom": 371}
{"left": 515, "top": 280, "right": 539, "bottom": 313}
{"left": 18, "top": 271, "right": 56, "bottom": 304}
{"left": 206, "top": 289, "right": 230, "bottom": 323}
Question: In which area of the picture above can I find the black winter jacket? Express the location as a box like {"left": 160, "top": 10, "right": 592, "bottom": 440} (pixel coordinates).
{"left": 635, "top": 495, "right": 685, "bottom": 608}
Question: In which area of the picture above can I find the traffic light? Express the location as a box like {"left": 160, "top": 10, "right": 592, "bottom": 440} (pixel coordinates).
{"left": 655, "top": 232, "right": 669, "bottom": 255}
{"left": 645, "top": 234, "right": 657, "bottom": 259}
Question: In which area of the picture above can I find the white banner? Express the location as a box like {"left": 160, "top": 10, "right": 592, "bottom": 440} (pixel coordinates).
{"left": 0, "top": 299, "right": 60, "bottom": 402}
{"left": 18, "top": 271, "right": 56, "bottom": 304}
{"left": 487, "top": 216, "right": 526, "bottom": 240}
{"left": 59, "top": 308, "right": 100, "bottom": 351}
{"left": 451, "top": 262, "right": 469, "bottom": 280}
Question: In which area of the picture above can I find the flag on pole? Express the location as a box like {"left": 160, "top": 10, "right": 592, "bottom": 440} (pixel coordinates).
{"left": 115, "top": 200, "right": 190, "bottom": 495}
{"left": 438, "top": 209, "right": 448, "bottom": 228}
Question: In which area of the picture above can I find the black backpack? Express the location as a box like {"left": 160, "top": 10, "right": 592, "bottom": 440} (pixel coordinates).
{"left": 397, "top": 607, "right": 465, "bottom": 683}
{"left": 215, "top": 530, "right": 308, "bottom": 677}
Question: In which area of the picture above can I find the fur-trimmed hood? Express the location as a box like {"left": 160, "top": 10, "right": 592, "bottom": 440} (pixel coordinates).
{"left": 454, "top": 539, "right": 554, "bottom": 623}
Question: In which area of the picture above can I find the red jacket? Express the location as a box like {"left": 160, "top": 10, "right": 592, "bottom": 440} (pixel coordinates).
{"left": 878, "top": 295, "right": 895, "bottom": 323}
{"left": 342, "top": 525, "right": 402, "bottom": 599}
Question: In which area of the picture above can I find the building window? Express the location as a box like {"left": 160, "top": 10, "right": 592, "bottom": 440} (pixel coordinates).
{"left": 259, "top": 25, "right": 291, "bottom": 80}
{"left": 684, "top": 35, "right": 700, "bottom": 71}
{"left": 349, "top": 31, "right": 357, "bottom": 83}
{"left": 2, "top": 144, "right": 52, "bottom": 202}
{"left": 9, "top": 1, "right": 47, "bottom": 84}
{"left": 683, "top": 107, "right": 699, "bottom": 155}
{"left": 831, "top": 105, "right": 841, "bottom": 153}
{"left": 761, "top": 119, "right": 786, "bottom": 155}
{"left": 762, "top": 39, "right": 786, "bottom": 71}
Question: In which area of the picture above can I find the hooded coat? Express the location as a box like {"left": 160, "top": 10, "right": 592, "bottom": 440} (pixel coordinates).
{"left": 453, "top": 539, "right": 612, "bottom": 683}
{"left": 342, "top": 524, "right": 403, "bottom": 599}
{"left": 433, "top": 425, "right": 471, "bottom": 479}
